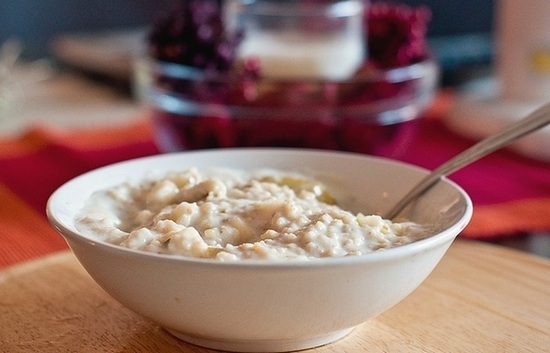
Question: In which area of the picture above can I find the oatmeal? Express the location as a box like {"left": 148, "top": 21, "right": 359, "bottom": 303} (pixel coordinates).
{"left": 76, "top": 168, "right": 429, "bottom": 261}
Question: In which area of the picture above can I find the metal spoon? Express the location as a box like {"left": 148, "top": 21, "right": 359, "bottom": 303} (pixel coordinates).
{"left": 385, "top": 100, "right": 550, "bottom": 219}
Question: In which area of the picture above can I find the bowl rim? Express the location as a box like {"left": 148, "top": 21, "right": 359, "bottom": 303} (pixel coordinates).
{"left": 149, "top": 57, "right": 439, "bottom": 84}
{"left": 47, "top": 148, "right": 473, "bottom": 269}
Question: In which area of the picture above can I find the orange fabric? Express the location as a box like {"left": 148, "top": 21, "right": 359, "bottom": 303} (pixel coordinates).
{"left": 0, "top": 182, "right": 67, "bottom": 268}
{"left": 423, "top": 88, "right": 455, "bottom": 120}
{"left": 0, "top": 119, "right": 154, "bottom": 158}
{"left": 466, "top": 198, "right": 550, "bottom": 239}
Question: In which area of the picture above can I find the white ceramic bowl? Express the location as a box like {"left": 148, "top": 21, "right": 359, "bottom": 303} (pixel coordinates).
{"left": 47, "top": 148, "right": 472, "bottom": 352}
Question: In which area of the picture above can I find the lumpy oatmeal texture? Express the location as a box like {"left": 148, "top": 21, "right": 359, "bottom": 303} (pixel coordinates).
{"left": 76, "top": 168, "right": 428, "bottom": 261}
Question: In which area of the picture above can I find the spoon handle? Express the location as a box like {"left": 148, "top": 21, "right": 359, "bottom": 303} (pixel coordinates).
{"left": 385, "top": 101, "right": 550, "bottom": 219}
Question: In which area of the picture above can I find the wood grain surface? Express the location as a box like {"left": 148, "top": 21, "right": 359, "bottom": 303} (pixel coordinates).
{"left": 1, "top": 239, "right": 549, "bottom": 353}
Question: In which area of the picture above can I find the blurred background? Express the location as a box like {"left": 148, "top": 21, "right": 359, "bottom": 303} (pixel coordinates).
{"left": 0, "top": 0, "right": 495, "bottom": 86}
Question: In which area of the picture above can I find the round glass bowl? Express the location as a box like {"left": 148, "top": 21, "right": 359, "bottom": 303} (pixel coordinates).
{"left": 144, "top": 58, "right": 439, "bottom": 155}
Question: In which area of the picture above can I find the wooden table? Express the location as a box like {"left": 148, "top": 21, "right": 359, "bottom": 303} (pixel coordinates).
{"left": 1, "top": 239, "right": 549, "bottom": 353}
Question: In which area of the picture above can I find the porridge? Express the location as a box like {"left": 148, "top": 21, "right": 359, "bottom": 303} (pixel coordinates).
{"left": 76, "top": 168, "right": 429, "bottom": 261}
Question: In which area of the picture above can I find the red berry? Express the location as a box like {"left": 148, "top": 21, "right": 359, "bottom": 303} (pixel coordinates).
{"left": 366, "top": 2, "right": 432, "bottom": 68}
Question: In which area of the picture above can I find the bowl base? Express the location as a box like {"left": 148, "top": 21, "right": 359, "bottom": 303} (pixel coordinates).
{"left": 166, "top": 326, "right": 355, "bottom": 352}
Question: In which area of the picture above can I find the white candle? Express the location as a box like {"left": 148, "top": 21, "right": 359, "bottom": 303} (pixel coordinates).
{"left": 226, "top": 0, "right": 366, "bottom": 81}
{"left": 238, "top": 29, "right": 365, "bottom": 81}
